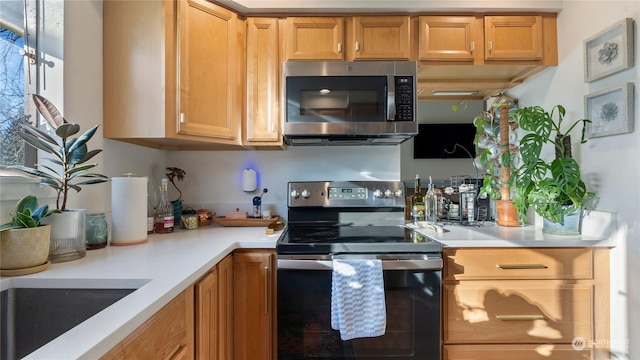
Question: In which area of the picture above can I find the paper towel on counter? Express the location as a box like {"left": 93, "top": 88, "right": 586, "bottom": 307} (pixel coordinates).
{"left": 111, "top": 176, "right": 148, "bottom": 245}
{"left": 242, "top": 169, "right": 257, "bottom": 192}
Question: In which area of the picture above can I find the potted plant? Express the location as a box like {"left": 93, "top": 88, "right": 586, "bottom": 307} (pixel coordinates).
{"left": 1, "top": 195, "right": 57, "bottom": 275}
{"left": 9, "top": 94, "right": 109, "bottom": 262}
{"left": 512, "top": 104, "right": 594, "bottom": 234}
{"left": 473, "top": 95, "right": 521, "bottom": 226}
{"left": 166, "top": 167, "right": 186, "bottom": 226}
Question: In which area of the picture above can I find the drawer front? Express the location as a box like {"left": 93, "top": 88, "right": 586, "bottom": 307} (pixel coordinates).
{"left": 444, "top": 282, "right": 593, "bottom": 344}
{"left": 444, "top": 248, "right": 594, "bottom": 281}
{"left": 444, "top": 344, "right": 592, "bottom": 360}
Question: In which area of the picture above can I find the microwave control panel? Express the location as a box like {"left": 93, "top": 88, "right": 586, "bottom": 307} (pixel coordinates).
{"left": 394, "top": 76, "right": 414, "bottom": 121}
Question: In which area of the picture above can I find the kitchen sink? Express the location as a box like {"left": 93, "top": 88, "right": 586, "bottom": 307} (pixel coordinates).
{"left": 1, "top": 287, "right": 138, "bottom": 360}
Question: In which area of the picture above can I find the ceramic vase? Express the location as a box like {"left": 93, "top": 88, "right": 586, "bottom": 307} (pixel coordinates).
{"left": 0, "top": 225, "right": 51, "bottom": 271}
{"left": 41, "top": 209, "right": 87, "bottom": 263}
{"left": 495, "top": 200, "right": 522, "bottom": 227}
{"left": 542, "top": 207, "right": 583, "bottom": 235}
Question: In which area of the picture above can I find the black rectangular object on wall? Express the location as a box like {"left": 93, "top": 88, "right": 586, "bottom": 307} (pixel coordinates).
{"left": 413, "top": 123, "right": 476, "bottom": 159}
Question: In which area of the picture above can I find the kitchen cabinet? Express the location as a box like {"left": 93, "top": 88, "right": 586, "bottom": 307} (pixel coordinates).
{"left": 103, "top": 0, "right": 245, "bottom": 150}
{"left": 417, "top": 14, "right": 557, "bottom": 99}
{"left": 442, "top": 248, "right": 609, "bottom": 359}
{"left": 233, "top": 249, "right": 276, "bottom": 360}
{"left": 245, "top": 17, "right": 283, "bottom": 148}
{"left": 195, "top": 254, "right": 234, "bottom": 359}
{"left": 284, "top": 16, "right": 411, "bottom": 61}
{"left": 100, "top": 288, "right": 194, "bottom": 360}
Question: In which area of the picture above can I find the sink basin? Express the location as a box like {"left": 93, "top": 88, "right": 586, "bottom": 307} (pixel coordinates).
{"left": 1, "top": 287, "right": 137, "bottom": 360}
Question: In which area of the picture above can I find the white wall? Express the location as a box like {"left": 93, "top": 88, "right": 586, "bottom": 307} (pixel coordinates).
{"left": 508, "top": 2, "right": 639, "bottom": 357}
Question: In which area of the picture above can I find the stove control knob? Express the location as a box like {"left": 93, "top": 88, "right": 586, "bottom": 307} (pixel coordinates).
{"left": 290, "top": 190, "right": 300, "bottom": 199}
{"left": 373, "top": 189, "right": 383, "bottom": 198}
{"left": 394, "top": 189, "right": 404, "bottom": 198}
{"left": 301, "top": 189, "right": 311, "bottom": 199}
{"left": 384, "top": 189, "right": 392, "bottom": 198}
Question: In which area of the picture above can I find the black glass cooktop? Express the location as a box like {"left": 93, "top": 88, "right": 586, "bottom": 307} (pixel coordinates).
{"left": 277, "top": 224, "right": 441, "bottom": 255}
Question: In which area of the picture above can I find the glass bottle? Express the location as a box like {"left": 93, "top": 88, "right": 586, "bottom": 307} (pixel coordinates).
{"left": 425, "top": 180, "right": 438, "bottom": 223}
{"left": 411, "top": 174, "right": 425, "bottom": 223}
{"left": 154, "top": 178, "right": 174, "bottom": 233}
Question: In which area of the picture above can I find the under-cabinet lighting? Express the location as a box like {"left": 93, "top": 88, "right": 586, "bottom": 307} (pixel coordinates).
{"left": 432, "top": 90, "right": 479, "bottom": 96}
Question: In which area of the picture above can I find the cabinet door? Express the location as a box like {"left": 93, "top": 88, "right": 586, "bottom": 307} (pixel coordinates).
{"left": 353, "top": 16, "right": 411, "bottom": 60}
{"left": 284, "top": 17, "right": 344, "bottom": 60}
{"left": 444, "top": 344, "right": 592, "bottom": 360}
{"left": 177, "top": 0, "right": 240, "bottom": 140}
{"left": 484, "top": 16, "right": 543, "bottom": 60}
{"left": 101, "top": 290, "right": 194, "bottom": 360}
{"left": 218, "top": 255, "right": 234, "bottom": 360}
{"left": 234, "top": 250, "right": 275, "bottom": 360}
{"left": 195, "top": 268, "right": 218, "bottom": 359}
{"left": 245, "top": 18, "right": 282, "bottom": 145}
{"left": 419, "top": 16, "right": 482, "bottom": 62}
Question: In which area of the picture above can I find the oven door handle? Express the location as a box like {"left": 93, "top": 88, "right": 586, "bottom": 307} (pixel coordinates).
{"left": 277, "top": 257, "right": 442, "bottom": 271}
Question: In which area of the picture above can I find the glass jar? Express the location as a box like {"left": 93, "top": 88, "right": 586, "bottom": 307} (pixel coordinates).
{"left": 86, "top": 212, "right": 108, "bottom": 250}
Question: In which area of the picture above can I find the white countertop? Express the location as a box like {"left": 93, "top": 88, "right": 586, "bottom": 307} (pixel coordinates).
{"left": 1, "top": 212, "right": 616, "bottom": 359}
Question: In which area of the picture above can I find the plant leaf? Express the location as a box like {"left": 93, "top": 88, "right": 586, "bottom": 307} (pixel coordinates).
{"left": 16, "top": 195, "right": 38, "bottom": 213}
{"left": 56, "top": 123, "right": 81, "bottom": 139}
{"left": 20, "top": 122, "right": 59, "bottom": 146}
{"left": 67, "top": 125, "right": 99, "bottom": 155}
{"left": 18, "top": 131, "right": 62, "bottom": 159}
{"left": 550, "top": 157, "right": 582, "bottom": 195}
{"left": 67, "top": 142, "right": 88, "bottom": 165}
{"left": 32, "top": 94, "right": 65, "bottom": 128}
{"left": 75, "top": 149, "right": 102, "bottom": 165}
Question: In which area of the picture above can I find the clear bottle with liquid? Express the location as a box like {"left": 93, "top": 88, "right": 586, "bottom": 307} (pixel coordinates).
{"left": 154, "top": 178, "right": 174, "bottom": 233}
{"left": 411, "top": 174, "right": 425, "bottom": 223}
{"left": 425, "top": 178, "right": 438, "bottom": 223}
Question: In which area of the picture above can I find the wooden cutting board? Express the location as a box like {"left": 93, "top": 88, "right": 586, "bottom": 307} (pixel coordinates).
{"left": 213, "top": 216, "right": 279, "bottom": 227}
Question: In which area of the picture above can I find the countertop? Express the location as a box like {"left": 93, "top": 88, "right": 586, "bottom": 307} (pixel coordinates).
{"left": 1, "top": 211, "right": 616, "bottom": 359}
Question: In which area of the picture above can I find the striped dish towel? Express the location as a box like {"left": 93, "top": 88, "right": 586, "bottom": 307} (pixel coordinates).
{"left": 331, "top": 258, "right": 386, "bottom": 340}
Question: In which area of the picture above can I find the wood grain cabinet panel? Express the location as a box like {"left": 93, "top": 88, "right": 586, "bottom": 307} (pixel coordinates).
{"left": 419, "top": 16, "right": 483, "bottom": 62}
{"left": 484, "top": 15, "right": 543, "bottom": 61}
{"left": 352, "top": 16, "right": 411, "bottom": 60}
{"left": 444, "top": 344, "right": 592, "bottom": 360}
{"left": 284, "top": 17, "right": 345, "bottom": 60}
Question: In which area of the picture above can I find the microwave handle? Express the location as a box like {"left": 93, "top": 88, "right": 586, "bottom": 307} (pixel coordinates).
{"left": 386, "top": 75, "right": 396, "bottom": 121}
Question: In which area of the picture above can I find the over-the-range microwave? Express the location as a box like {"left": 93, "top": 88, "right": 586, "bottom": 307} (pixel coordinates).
{"left": 282, "top": 61, "right": 418, "bottom": 146}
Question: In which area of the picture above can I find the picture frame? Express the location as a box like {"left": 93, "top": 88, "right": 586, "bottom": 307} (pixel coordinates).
{"left": 584, "top": 18, "right": 634, "bottom": 82}
{"left": 585, "top": 83, "right": 634, "bottom": 138}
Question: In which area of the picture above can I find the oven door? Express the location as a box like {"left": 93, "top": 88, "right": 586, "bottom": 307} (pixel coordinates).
{"left": 277, "top": 255, "right": 441, "bottom": 360}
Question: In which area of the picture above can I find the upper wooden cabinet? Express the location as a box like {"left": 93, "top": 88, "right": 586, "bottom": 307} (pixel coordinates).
{"left": 104, "top": 0, "right": 245, "bottom": 150}
{"left": 419, "top": 16, "right": 483, "bottom": 62}
{"left": 284, "top": 16, "right": 411, "bottom": 61}
{"left": 284, "top": 17, "right": 345, "bottom": 60}
{"left": 484, "top": 16, "right": 543, "bottom": 61}
{"left": 245, "top": 18, "right": 283, "bottom": 148}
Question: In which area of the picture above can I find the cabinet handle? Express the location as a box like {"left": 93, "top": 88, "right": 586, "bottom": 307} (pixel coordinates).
{"left": 264, "top": 266, "right": 269, "bottom": 315}
{"left": 488, "top": 41, "right": 493, "bottom": 54}
{"left": 496, "top": 264, "right": 547, "bottom": 269}
{"left": 337, "top": 42, "right": 342, "bottom": 53}
{"left": 168, "top": 344, "right": 187, "bottom": 359}
{"left": 496, "top": 315, "right": 545, "bottom": 321}
{"left": 355, "top": 41, "right": 360, "bottom": 52}
{"left": 269, "top": 123, "right": 275, "bottom": 133}
{"left": 180, "top": 112, "right": 186, "bottom": 124}
{"left": 470, "top": 41, "right": 475, "bottom": 54}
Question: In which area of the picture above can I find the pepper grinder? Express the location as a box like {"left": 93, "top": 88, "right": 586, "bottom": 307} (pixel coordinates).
{"left": 252, "top": 188, "right": 268, "bottom": 218}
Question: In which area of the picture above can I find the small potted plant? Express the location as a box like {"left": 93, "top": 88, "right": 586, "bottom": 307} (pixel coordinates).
{"left": 512, "top": 104, "right": 594, "bottom": 234}
{"left": 10, "top": 94, "right": 109, "bottom": 262}
{"left": 473, "top": 95, "right": 521, "bottom": 226}
{"left": 166, "top": 167, "right": 186, "bottom": 226}
{"left": 1, "top": 195, "right": 57, "bottom": 274}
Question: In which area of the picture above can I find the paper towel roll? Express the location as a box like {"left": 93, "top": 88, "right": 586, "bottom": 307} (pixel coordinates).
{"left": 111, "top": 176, "right": 148, "bottom": 245}
{"left": 242, "top": 169, "right": 257, "bottom": 192}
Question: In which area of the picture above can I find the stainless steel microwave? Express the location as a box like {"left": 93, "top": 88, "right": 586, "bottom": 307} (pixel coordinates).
{"left": 282, "top": 61, "right": 418, "bottom": 146}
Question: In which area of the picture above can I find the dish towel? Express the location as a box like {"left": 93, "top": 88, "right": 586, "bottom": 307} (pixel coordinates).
{"left": 331, "top": 258, "right": 386, "bottom": 340}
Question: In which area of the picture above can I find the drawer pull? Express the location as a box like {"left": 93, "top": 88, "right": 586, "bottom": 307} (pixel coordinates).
{"left": 496, "top": 314, "right": 545, "bottom": 321}
{"left": 497, "top": 264, "right": 547, "bottom": 270}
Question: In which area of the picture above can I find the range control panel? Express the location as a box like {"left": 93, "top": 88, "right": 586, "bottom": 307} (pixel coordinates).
{"left": 288, "top": 181, "right": 406, "bottom": 208}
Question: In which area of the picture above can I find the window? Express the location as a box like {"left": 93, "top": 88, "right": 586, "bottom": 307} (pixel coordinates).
{"left": 0, "top": 0, "right": 37, "bottom": 167}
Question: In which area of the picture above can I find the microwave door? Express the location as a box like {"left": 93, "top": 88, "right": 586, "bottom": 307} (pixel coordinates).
{"left": 386, "top": 75, "right": 396, "bottom": 121}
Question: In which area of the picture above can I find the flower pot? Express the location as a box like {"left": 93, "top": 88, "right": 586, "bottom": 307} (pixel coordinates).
{"left": 495, "top": 200, "right": 522, "bottom": 227}
{"left": 41, "top": 209, "right": 87, "bottom": 263}
{"left": 542, "top": 208, "right": 583, "bottom": 235}
{"left": 0, "top": 225, "right": 51, "bottom": 272}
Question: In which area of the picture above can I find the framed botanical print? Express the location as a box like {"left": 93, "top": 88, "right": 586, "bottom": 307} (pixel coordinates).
{"left": 584, "top": 18, "right": 634, "bottom": 82}
{"left": 585, "top": 83, "right": 634, "bottom": 138}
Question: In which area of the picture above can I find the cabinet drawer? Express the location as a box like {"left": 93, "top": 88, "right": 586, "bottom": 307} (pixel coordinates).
{"left": 444, "top": 344, "right": 592, "bottom": 360}
{"left": 444, "top": 282, "right": 593, "bottom": 344}
{"left": 444, "top": 248, "right": 594, "bottom": 281}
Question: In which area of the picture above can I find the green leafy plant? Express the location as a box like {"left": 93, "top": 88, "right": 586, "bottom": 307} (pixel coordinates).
{"left": 512, "top": 104, "right": 594, "bottom": 223}
{"left": 9, "top": 94, "right": 109, "bottom": 211}
{"left": 0, "top": 195, "right": 58, "bottom": 231}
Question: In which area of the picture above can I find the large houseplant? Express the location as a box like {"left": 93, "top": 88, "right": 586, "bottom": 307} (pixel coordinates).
{"left": 473, "top": 95, "right": 521, "bottom": 226}
{"left": 1, "top": 195, "right": 57, "bottom": 274}
{"left": 10, "top": 94, "right": 109, "bottom": 262}
{"left": 512, "top": 104, "right": 594, "bottom": 234}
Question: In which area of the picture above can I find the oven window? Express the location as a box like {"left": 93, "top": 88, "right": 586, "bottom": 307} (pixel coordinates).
{"left": 286, "top": 76, "right": 387, "bottom": 123}
{"left": 277, "top": 269, "right": 441, "bottom": 359}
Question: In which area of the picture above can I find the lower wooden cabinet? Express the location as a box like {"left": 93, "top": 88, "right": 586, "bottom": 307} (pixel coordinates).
{"left": 100, "top": 289, "right": 194, "bottom": 360}
{"left": 233, "top": 250, "right": 276, "bottom": 360}
{"left": 442, "top": 248, "right": 610, "bottom": 360}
